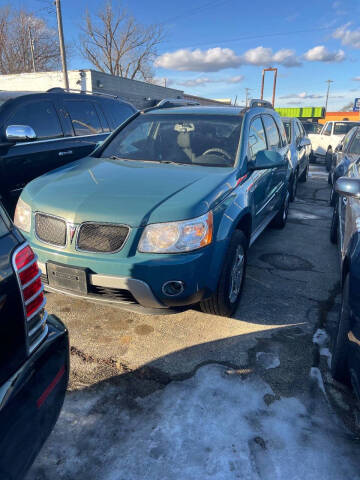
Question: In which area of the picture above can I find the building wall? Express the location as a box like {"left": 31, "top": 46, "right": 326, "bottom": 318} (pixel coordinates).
{"left": 89, "top": 70, "right": 184, "bottom": 109}
{"left": 0, "top": 70, "right": 86, "bottom": 92}
{"left": 318, "top": 111, "right": 360, "bottom": 125}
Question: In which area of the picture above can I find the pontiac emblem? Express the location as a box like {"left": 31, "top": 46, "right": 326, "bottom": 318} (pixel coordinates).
{"left": 68, "top": 224, "right": 77, "bottom": 244}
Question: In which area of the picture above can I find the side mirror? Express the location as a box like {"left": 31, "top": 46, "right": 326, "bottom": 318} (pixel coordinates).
{"left": 335, "top": 177, "right": 360, "bottom": 198}
{"left": 250, "top": 150, "right": 286, "bottom": 170}
{"left": 6, "top": 125, "right": 37, "bottom": 142}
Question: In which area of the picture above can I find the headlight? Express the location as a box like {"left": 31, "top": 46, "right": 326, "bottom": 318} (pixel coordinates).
{"left": 14, "top": 198, "right": 31, "bottom": 233}
{"left": 138, "top": 212, "right": 213, "bottom": 253}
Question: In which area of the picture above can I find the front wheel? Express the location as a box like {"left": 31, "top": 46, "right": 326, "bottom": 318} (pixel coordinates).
{"left": 299, "top": 164, "right": 309, "bottom": 183}
{"left": 331, "top": 275, "right": 351, "bottom": 385}
{"left": 271, "top": 191, "right": 290, "bottom": 229}
{"left": 289, "top": 171, "right": 298, "bottom": 201}
{"left": 325, "top": 149, "right": 333, "bottom": 172}
{"left": 200, "top": 230, "right": 247, "bottom": 317}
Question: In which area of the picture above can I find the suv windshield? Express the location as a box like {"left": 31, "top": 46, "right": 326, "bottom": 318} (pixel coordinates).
{"left": 101, "top": 113, "right": 242, "bottom": 167}
{"left": 334, "top": 122, "right": 360, "bottom": 135}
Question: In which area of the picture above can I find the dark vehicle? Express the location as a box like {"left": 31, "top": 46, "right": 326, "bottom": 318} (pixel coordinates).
{"left": 329, "top": 127, "right": 360, "bottom": 205}
{"left": 0, "top": 89, "right": 136, "bottom": 214}
{"left": 17, "top": 99, "right": 291, "bottom": 317}
{"left": 282, "top": 117, "right": 311, "bottom": 201}
{"left": 329, "top": 166, "right": 360, "bottom": 395}
{"left": 0, "top": 199, "right": 69, "bottom": 480}
{"left": 301, "top": 121, "right": 322, "bottom": 135}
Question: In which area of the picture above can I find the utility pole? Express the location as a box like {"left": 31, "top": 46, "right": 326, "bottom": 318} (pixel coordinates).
{"left": 245, "top": 88, "right": 252, "bottom": 107}
{"left": 28, "top": 26, "right": 36, "bottom": 72}
{"left": 325, "top": 79, "right": 334, "bottom": 112}
{"left": 55, "top": 0, "right": 69, "bottom": 90}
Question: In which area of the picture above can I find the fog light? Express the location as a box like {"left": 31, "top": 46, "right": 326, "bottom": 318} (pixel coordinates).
{"left": 162, "top": 281, "right": 185, "bottom": 296}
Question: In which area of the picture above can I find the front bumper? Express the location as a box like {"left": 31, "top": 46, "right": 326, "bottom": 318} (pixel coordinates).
{"left": 0, "top": 315, "right": 69, "bottom": 480}
{"left": 28, "top": 234, "right": 223, "bottom": 311}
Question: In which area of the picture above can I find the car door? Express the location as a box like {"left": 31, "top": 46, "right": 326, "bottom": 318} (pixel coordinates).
{"left": 0, "top": 98, "right": 67, "bottom": 206}
{"left": 247, "top": 116, "right": 273, "bottom": 231}
{"left": 319, "top": 122, "right": 332, "bottom": 156}
{"left": 261, "top": 114, "right": 288, "bottom": 215}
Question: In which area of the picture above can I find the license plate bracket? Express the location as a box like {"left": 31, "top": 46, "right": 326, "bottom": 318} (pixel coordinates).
{"left": 47, "top": 262, "right": 88, "bottom": 294}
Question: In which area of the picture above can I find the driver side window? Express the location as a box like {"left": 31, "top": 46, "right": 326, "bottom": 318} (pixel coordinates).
{"left": 248, "top": 117, "right": 267, "bottom": 162}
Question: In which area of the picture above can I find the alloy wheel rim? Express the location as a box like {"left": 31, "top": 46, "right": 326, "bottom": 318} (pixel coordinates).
{"left": 229, "top": 245, "right": 245, "bottom": 303}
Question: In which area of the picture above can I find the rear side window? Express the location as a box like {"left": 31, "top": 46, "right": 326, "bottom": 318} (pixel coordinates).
{"left": 8, "top": 100, "right": 63, "bottom": 140}
{"left": 283, "top": 121, "right": 291, "bottom": 143}
{"left": 262, "top": 115, "right": 281, "bottom": 149}
{"left": 248, "top": 117, "right": 267, "bottom": 161}
{"left": 101, "top": 101, "right": 135, "bottom": 130}
{"left": 334, "top": 122, "right": 360, "bottom": 135}
{"left": 294, "top": 122, "right": 302, "bottom": 144}
{"left": 64, "top": 100, "right": 102, "bottom": 136}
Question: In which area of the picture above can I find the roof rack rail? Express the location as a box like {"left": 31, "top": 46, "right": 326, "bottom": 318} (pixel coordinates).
{"left": 142, "top": 97, "right": 200, "bottom": 113}
{"left": 46, "top": 87, "right": 121, "bottom": 99}
{"left": 249, "top": 99, "right": 274, "bottom": 109}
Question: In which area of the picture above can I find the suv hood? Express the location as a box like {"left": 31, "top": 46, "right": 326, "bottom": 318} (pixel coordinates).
{"left": 23, "top": 157, "right": 236, "bottom": 226}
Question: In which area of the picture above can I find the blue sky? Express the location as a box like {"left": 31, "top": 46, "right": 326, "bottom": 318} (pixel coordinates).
{"left": 6, "top": 0, "right": 360, "bottom": 110}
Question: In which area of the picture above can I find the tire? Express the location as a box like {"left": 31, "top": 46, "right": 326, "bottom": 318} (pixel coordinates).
{"left": 289, "top": 171, "right": 298, "bottom": 201}
{"left": 200, "top": 230, "right": 247, "bottom": 317}
{"left": 325, "top": 149, "right": 333, "bottom": 172}
{"left": 299, "top": 164, "right": 309, "bottom": 183}
{"left": 328, "top": 172, "right": 332, "bottom": 185}
{"left": 331, "top": 275, "right": 351, "bottom": 385}
{"left": 329, "top": 187, "right": 337, "bottom": 207}
{"left": 309, "top": 151, "right": 316, "bottom": 164}
{"left": 330, "top": 204, "right": 338, "bottom": 244}
{"left": 271, "top": 191, "right": 290, "bottom": 229}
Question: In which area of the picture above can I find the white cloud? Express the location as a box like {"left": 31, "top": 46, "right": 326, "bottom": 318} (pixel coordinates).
{"left": 177, "top": 75, "right": 244, "bottom": 87}
{"left": 333, "top": 23, "right": 360, "bottom": 48}
{"left": 353, "top": 77, "right": 360, "bottom": 81}
{"left": 155, "top": 46, "right": 301, "bottom": 72}
{"left": 303, "top": 45, "right": 345, "bottom": 62}
{"left": 154, "top": 47, "right": 242, "bottom": 72}
{"left": 280, "top": 92, "right": 324, "bottom": 100}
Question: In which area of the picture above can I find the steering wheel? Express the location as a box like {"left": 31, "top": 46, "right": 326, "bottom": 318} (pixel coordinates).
{"left": 202, "top": 148, "right": 232, "bottom": 161}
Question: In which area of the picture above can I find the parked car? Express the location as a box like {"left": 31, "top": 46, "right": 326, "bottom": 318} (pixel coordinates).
{"left": 328, "top": 127, "right": 360, "bottom": 205}
{"left": 301, "top": 121, "right": 322, "bottom": 135}
{"left": 14, "top": 99, "right": 291, "bottom": 317}
{"left": 308, "top": 120, "right": 360, "bottom": 170}
{"left": 0, "top": 198, "right": 69, "bottom": 480}
{"left": 0, "top": 89, "right": 137, "bottom": 215}
{"left": 282, "top": 117, "right": 311, "bottom": 201}
{"left": 329, "top": 168, "right": 360, "bottom": 395}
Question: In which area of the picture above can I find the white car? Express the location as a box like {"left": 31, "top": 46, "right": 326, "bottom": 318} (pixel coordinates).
{"left": 308, "top": 120, "right": 360, "bottom": 170}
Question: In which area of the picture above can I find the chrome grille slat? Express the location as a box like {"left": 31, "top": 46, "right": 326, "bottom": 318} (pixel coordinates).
{"left": 29, "top": 325, "right": 49, "bottom": 354}
{"left": 24, "top": 285, "right": 44, "bottom": 306}
{"left": 21, "top": 270, "right": 42, "bottom": 290}
{"left": 28, "top": 311, "right": 48, "bottom": 337}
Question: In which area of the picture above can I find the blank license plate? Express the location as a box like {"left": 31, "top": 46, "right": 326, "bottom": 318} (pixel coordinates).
{"left": 47, "top": 263, "right": 87, "bottom": 294}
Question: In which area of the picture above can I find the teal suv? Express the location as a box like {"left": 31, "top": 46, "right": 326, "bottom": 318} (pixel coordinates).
{"left": 14, "top": 100, "right": 291, "bottom": 316}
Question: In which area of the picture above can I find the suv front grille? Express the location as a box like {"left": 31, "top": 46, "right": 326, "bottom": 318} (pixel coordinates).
{"left": 35, "top": 213, "right": 67, "bottom": 247}
{"left": 77, "top": 223, "right": 130, "bottom": 253}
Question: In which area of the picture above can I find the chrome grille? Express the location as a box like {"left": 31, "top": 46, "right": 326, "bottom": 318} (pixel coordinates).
{"left": 77, "top": 223, "right": 130, "bottom": 253}
{"left": 35, "top": 213, "right": 67, "bottom": 247}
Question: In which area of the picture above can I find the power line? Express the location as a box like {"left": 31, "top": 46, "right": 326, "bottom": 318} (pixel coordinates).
{"left": 163, "top": 0, "right": 230, "bottom": 25}
{"left": 163, "top": 26, "right": 334, "bottom": 50}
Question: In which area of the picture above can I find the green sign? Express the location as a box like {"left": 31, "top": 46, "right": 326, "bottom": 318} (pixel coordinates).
{"left": 275, "top": 107, "right": 325, "bottom": 118}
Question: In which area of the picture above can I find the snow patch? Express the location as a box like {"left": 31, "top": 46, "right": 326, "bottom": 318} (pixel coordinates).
{"left": 27, "top": 364, "right": 360, "bottom": 480}
{"left": 313, "top": 328, "right": 328, "bottom": 346}
{"left": 256, "top": 351, "right": 280, "bottom": 370}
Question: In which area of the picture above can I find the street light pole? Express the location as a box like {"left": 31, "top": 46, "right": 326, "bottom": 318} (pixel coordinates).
{"left": 55, "top": 0, "right": 69, "bottom": 90}
{"left": 325, "top": 79, "right": 334, "bottom": 112}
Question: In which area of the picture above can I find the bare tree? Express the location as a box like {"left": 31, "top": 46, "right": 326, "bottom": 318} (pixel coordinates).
{"left": 0, "top": 6, "right": 61, "bottom": 74}
{"left": 80, "top": 2, "right": 163, "bottom": 81}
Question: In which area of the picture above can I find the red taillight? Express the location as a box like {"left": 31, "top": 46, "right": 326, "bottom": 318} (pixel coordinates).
{"left": 15, "top": 245, "right": 35, "bottom": 270}
{"left": 13, "top": 244, "right": 45, "bottom": 319}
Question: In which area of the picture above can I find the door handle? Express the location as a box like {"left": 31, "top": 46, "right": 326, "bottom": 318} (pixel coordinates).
{"left": 58, "top": 150, "right": 73, "bottom": 156}
{"left": 343, "top": 197, "right": 348, "bottom": 205}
